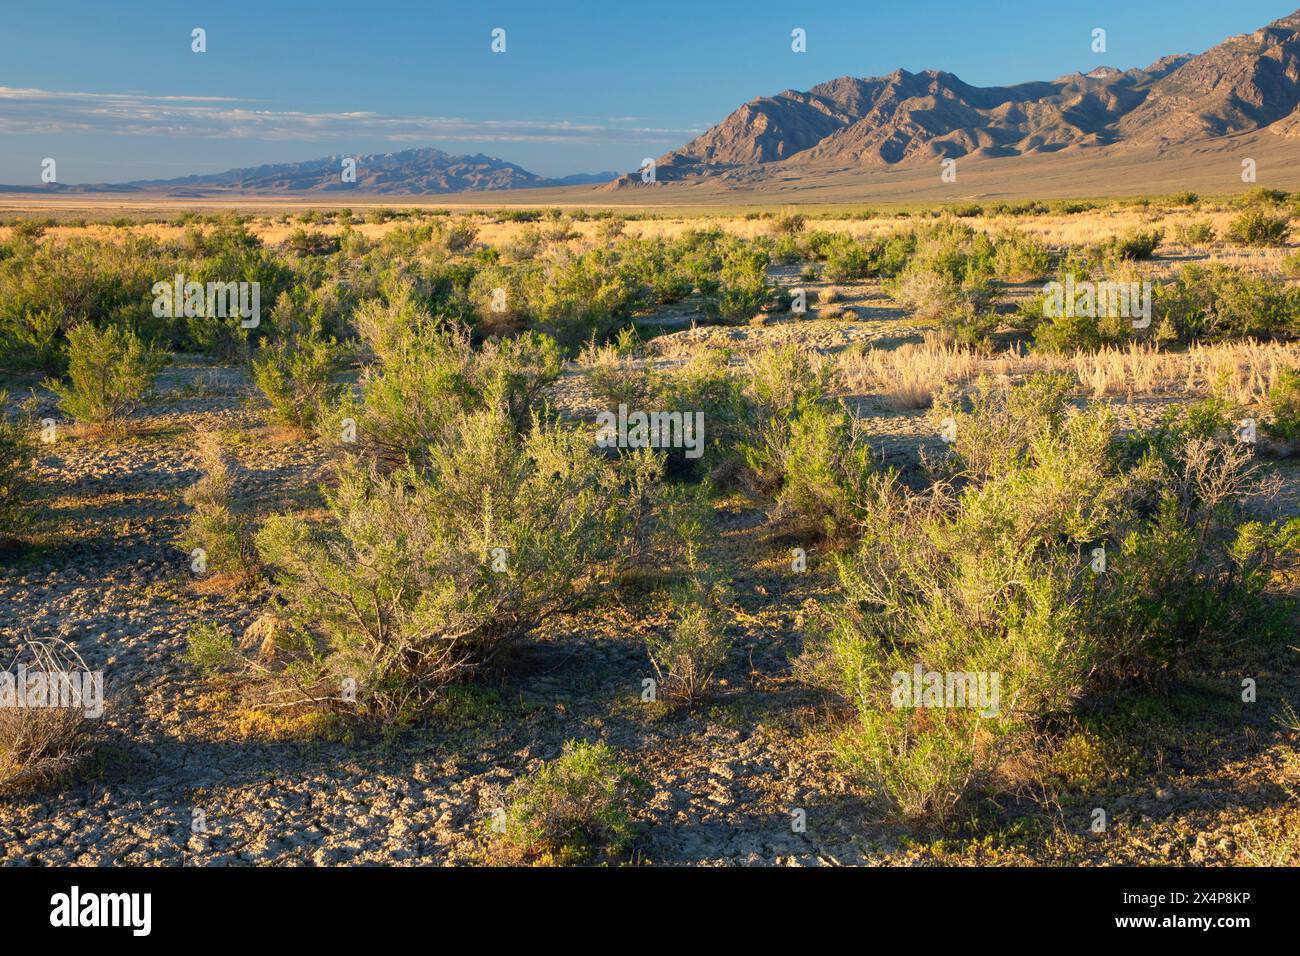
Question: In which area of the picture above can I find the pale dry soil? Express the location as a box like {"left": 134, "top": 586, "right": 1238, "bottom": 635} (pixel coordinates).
{"left": 2, "top": 278, "right": 1298, "bottom": 866}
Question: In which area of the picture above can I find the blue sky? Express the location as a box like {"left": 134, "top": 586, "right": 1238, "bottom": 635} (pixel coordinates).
{"left": 1, "top": 0, "right": 1296, "bottom": 183}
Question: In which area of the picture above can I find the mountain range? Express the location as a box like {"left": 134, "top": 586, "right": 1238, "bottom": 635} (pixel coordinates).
{"left": 610, "top": 8, "right": 1300, "bottom": 188}
{"left": 0, "top": 148, "right": 615, "bottom": 197}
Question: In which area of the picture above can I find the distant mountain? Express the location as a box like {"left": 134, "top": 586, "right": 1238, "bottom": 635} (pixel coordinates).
{"left": 0, "top": 148, "right": 617, "bottom": 196}
{"left": 611, "top": 7, "right": 1300, "bottom": 187}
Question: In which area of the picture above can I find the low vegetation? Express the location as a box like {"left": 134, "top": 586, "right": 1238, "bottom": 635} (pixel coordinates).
{"left": 5, "top": 190, "right": 1299, "bottom": 865}
{"left": 484, "top": 740, "right": 640, "bottom": 865}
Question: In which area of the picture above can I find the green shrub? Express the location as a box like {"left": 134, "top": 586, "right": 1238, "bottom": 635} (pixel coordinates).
{"left": 0, "top": 392, "right": 37, "bottom": 543}
{"left": 251, "top": 327, "right": 341, "bottom": 432}
{"left": 186, "top": 622, "right": 240, "bottom": 677}
{"left": 283, "top": 229, "right": 340, "bottom": 257}
{"left": 745, "top": 398, "right": 874, "bottom": 543}
{"left": 1242, "top": 188, "right": 1289, "bottom": 206}
{"left": 801, "top": 378, "right": 1298, "bottom": 822}
{"left": 931, "top": 371, "right": 1075, "bottom": 481}
{"left": 528, "top": 249, "right": 638, "bottom": 348}
{"left": 769, "top": 210, "right": 807, "bottom": 236}
{"left": 1267, "top": 367, "right": 1300, "bottom": 441}
{"left": 708, "top": 243, "right": 772, "bottom": 324}
{"left": 258, "top": 389, "right": 643, "bottom": 723}
{"left": 1225, "top": 209, "right": 1290, "bottom": 247}
{"left": 487, "top": 740, "right": 639, "bottom": 865}
{"left": 1154, "top": 263, "right": 1300, "bottom": 341}
{"left": 616, "top": 238, "right": 692, "bottom": 304}
{"left": 1174, "top": 220, "right": 1216, "bottom": 246}
{"left": 44, "top": 324, "right": 164, "bottom": 433}
{"left": 822, "top": 236, "right": 874, "bottom": 281}
{"left": 177, "top": 429, "right": 256, "bottom": 579}
{"left": 332, "top": 294, "right": 562, "bottom": 468}
{"left": 887, "top": 222, "right": 997, "bottom": 321}
{"left": 1107, "top": 228, "right": 1163, "bottom": 260}
{"left": 654, "top": 349, "right": 751, "bottom": 479}
{"left": 580, "top": 341, "right": 657, "bottom": 412}
{"left": 992, "top": 229, "right": 1051, "bottom": 281}
{"left": 596, "top": 218, "right": 626, "bottom": 243}
{"left": 648, "top": 571, "right": 733, "bottom": 702}
{"left": 742, "top": 344, "right": 835, "bottom": 417}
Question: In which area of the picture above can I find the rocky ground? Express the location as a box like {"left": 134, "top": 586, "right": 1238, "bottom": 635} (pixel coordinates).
{"left": 2, "top": 278, "right": 1298, "bottom": 866}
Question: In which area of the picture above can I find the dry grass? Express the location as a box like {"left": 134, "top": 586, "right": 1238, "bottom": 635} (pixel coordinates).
{"left": 0, "top": 637, "right": 99, "bottom": 794}
{"left": 839, "top": 339, "right": 1025, "bottom": 409}
{"left": 840, "top": 338, "right": 1300, "bottom": 410}
{"left": 1071, "top": 341, "right": 1300, "bottom": 404}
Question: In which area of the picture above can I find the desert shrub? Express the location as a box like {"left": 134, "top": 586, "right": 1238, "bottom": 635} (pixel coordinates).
{"left": 992, "top": 229, "right": 1051, "bottom": 281}
{"left": 616, "top": 238, "right": 692, "bottom": 304}
{"left": 1242, "top": 188, "right": 1289, "bottom": 206}
{"left": 1225, "top": 208, "right": 1290, "bottom": 247}
{"left": 0, "top": 234, "right": 170, "bottom": 368}
{"left": 486, "top": 740, "right": 640, "bottom": 865}
{"left": 1106, "top": 228, "right": 1163, "bottom": 260}
{"left": 580, "top": 340, "right": 657, "bottom": 412}
{"left": 1028, "top": 257, "right": 1160, "bottom": 352}
{"left": 587, "top": 346, "right": 752, "bottom": 483}
{"left": 887, "top": 222, "right": 997, "bottom": 321}
{"left": 527, "top": 249, "right": 638, "bottom": 348}
{"left": 742, "top": 344, "right": 835, "bottom": 416}
{"left": 283, "top": 229, "right": 340, "bottom": 257}
{"left": 0, "top": 392, "right": 37, "bottom": 544}
{"left": 939, "top": 302, "right": 1001, "bottom": 347}
{"left": 10, "top": 220, "right": 46, "bottom": 241}
{"left": 769, "top": 209, "right": 807, "bottom": 236}
{"left": 185, "top": 621, "right": 241, "bottom": 678}
{"left": 1170, "top": 191, "right": 1199, "bottom": 206}
{"left": 1174, "top": 220, "right": 1216, "bottom": 246}
{"left": 251, "top": 327, "right": 340, "bottom": 431}
{"left": 0, "top": 309, "right": 62, "bottom": 371}
{"left": 800, "top": 229, "right": 837, "bottom": 261}
{"left": 769, "top": 233, "right": 802, "bottom": 265}
{"left": 708, "top": 243, "right": 772, "bottom": 324}
{"left": 654, "top": 348, "right": 751, "bottom": 479}
{"left": 331, "top": 295, "right": 561, "bottom": 468}
{"left": 1268, "top": 368, "right": 1300, "bottom": 441}
{"left": 44, "top": 324, "right": 164, "bottom": 433}
{"left": 930, "top": 371, "right": 1075, "bottom": 482}
{"left": 1153, "top": 263, "right": 1300, "bottom": 342}
{"left": 822, "top": 236, "right": 874, "bottom": 281}
{"left": 745, "top": 399, "right": 874, "bottom": 542}
{"left": 0, "top": 637, "right": 99, "bottom": 794}
{"left": 536, "top": 217, "right": 576, "bottom": 244}
{"left": 257, "top": 390, "right": 642, "bottom": 723}
{"left": 801, "top": 378, "right": 1298, "bottom": 822}
{"left": 596, "top": 218, "right": 626, "bottom": 243}
{"left": 177, "top": 429, "right": 256, "bottom": 579}
{"left": 739, "top": 345, "right": 871, "bottom": 540}
{"left": 648, "top": 570, "right": 732, "bottom": 703}
{"left": 889, "top": 265, "right": 996, "bottom": 324}
{"left": 349, "top": 285, "right": 432, "bottom": 365}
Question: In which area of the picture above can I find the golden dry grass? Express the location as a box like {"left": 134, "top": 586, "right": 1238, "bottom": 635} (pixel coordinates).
{"left": 840, "top": 338, "right": 1300, "bottom": 410}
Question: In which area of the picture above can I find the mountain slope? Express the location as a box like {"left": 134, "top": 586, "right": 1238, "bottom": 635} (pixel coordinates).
{"left": 616, "top": 7, "right": 1300, "bottom": 187}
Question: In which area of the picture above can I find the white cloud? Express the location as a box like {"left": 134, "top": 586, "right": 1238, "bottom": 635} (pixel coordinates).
{"left": 0, "top": 86, "right": 696, "bottom": 144}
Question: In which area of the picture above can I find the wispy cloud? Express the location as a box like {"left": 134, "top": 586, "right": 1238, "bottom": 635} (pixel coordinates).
{"left": 0, "top": 87, "right": 697, "bottom": 144}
